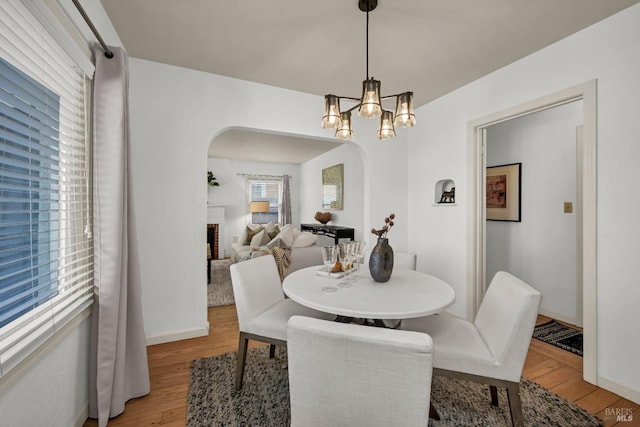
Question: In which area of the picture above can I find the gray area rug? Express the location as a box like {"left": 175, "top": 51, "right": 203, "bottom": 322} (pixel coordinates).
{"left": 208, "top": 259, "right": 234, "bottom": 307}
{"left": 187, "top": 346, "right": 602, "bottom": 427}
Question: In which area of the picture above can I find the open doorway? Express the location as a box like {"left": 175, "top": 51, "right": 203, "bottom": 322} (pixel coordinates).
{"left": 485, "top": 101, "right": 583, "bottom": 327}
{"left": 466, "top": 80, "right": 597, "bottom": 383}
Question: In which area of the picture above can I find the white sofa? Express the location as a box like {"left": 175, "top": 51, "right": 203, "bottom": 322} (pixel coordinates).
{"left": 231, "top": 223, "right": 323, "bottom": 275}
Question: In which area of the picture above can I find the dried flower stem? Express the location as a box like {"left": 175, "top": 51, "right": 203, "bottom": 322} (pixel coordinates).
{"left": 371, "top": 213, "right": 396, "bottom": 239}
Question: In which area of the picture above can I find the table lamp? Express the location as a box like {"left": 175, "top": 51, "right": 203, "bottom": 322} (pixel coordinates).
{"left": 250, "top": 200, "right": 270, "bottom": 224}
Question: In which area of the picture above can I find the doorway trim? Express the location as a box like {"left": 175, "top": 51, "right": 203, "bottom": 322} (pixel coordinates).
{"left": 466, "top": 80, "right": 597, "bottom": 383}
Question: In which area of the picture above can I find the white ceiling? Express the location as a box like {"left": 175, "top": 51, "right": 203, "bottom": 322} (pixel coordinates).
{"left": 100, "top": 0, "right": 640, "bottom": 163}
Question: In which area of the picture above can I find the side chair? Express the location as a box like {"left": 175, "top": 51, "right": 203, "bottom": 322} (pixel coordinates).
{"left": 393, "top": 251, "right": 417, "bottom": 271}
{"left": 287, "top": 315, "right": 434, "bottom": 427}
{"left": 230, "top": 255, "right": 333, "bottom": 390}
{"left": 401, "top": 271, "right": 542, "bottom": 427}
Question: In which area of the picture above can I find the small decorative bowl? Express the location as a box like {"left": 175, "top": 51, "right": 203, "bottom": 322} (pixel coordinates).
{"left": 315, "top": 211, "right": 332, "bottom": 224}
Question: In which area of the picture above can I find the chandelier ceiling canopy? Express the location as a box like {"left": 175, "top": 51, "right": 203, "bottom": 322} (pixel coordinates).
{"left": 322, "top": 0, "right": 415, "bottom": 141}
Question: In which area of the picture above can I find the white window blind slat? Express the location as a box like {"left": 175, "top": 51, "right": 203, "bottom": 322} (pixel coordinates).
{"left": 0, "top": 307, "right": 54, "bottom": 374}
{"left": 1, "top": 1, "right": 92, "bottom": 81}
{"left": 0, "top": 0, "right": 92, "bottom": 379}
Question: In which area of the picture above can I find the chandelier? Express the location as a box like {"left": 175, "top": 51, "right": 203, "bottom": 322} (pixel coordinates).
{"left": 321, "top": 0, "right": 415, "bottom": 141}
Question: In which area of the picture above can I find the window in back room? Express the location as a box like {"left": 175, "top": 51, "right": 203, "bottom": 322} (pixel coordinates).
{"left": 247, "top": 177, "right": 282, "bottom": 224}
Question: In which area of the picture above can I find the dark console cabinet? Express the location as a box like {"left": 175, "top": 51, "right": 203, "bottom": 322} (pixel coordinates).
{"left": 301, "top": 224, "right": 355, "bottom": 245}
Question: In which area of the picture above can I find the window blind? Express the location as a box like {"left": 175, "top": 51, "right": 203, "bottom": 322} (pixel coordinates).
{"left": 0, "top": 0, "right": 92, "bottom": 378}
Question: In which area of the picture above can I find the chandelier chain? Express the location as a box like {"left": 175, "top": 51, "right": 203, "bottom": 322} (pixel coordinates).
{"left": 366, "top": 1, "right": 370, "bottom": 79}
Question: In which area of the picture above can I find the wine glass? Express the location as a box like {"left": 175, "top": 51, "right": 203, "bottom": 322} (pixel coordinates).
{"left": 354, "top": 240, "right": 367, "bottom": 278}
{"left": 346, "top": 241, "right": 360, "bottom": 281}
{"left": 321, "top": 245, "right": 338, "bottom": 292}
{"left": 337, "top": 243, "right": 354, "bottom": 288}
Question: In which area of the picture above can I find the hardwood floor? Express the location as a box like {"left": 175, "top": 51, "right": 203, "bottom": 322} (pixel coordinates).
{"left": 527, "top": 315, "right": 638, "bottom": 426}
{"left": 84, "top": 309, "right": 637, "bottom": 426}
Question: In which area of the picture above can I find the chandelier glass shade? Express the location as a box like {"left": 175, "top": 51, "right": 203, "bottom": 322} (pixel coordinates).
{"left": 358, "top": 78, "right": 382, "bottom": 118}
{"left": 377, "top": 110, "right": 396, "bottom": 140}
{"left": 393, "top": 92, "right": 416, "bottom": 127}
{"left": 321, "top": 94, "right": 341, "bottom": 129}
{"left": 335, "top": 111, "right": 354, "bottom": 139}
{"left": 321, "top": 0, "right": 415, "bottom": 141}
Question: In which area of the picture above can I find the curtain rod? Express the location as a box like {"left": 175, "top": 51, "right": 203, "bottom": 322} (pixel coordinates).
{"left": 71, "top": 0, "right": 114, "bottom": 59}
{"left": 237, "top": 173, "right": 291, "bottom": 179}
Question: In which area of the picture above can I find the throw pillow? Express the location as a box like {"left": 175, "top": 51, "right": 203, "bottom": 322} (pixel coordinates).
{"left": 249, "top": 229, "right": 265, "bottom": 250}
{"left": 260, "top": 228, "right": 273, "bottom": 246}
{"left": 267, "top": 228, "right": 280, "bottom": 241}
{"left": 266, "top": 237, "right": 283, "bottom": 249}
{"left": 279, "top": 224, "right": 296, "bottom": 248}
{"left": 239, "top": 223, "right": 260, "bottom": 245}
{"left": 292, "top": 232, "right": 318, "bottom": 248}
{"left": 263, "top": 221, "right": 277, "bottom": 235}
{"left": 244, "top": 225, "right": 264, "bottom": 245}
{"left": 267, "top": 224, "right": 295, "bottom": 248}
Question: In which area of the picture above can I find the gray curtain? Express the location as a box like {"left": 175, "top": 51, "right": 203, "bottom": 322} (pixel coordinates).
{"left": 282, "top": 175, "right": 292, "bottom": 225}
{"left": 89, "top": 46, "right": 150, "bottom": 427}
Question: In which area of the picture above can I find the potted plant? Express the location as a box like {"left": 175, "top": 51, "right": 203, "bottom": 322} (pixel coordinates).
{"left": 208, "top": 171, "right": 220, "bottom": 187}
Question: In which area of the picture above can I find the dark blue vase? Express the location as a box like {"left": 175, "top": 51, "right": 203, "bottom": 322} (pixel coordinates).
{"left": 369, "top": 238, "right": 394, "bottom": 282}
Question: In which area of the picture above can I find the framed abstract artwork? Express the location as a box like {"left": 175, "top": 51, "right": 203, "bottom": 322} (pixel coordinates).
{"left": 486, "top": 162, "right": 521, "bottom": 222}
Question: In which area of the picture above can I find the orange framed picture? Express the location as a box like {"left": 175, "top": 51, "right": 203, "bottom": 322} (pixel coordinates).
{"left": 486, "top": 162, "right": 521, "bottom": 222}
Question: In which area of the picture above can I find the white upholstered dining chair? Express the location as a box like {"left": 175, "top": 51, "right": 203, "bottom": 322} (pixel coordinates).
{"left": 230, "top": 255, "right": 333, "bottom": 390}
{"left": 393, "top": 251, "right": 417, "bottom": 271}
{"left": 287, "top": 315, "right": 434, "bottom": 427}
{"left": 401, "top": 271, "right": 542, "bottom": 427}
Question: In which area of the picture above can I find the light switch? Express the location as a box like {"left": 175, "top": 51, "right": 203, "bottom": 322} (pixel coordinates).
{"left": 564, "top": 202, "right": 573, "bottom": 213}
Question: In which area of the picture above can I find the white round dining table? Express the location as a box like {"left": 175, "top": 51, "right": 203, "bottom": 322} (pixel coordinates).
{"left": 282, "top": 265, "right": 456, "bottom": 320}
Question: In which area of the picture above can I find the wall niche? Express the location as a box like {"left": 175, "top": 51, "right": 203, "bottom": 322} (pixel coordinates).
{"left": 434, "top": 179, "right": 456, "bottom": 205}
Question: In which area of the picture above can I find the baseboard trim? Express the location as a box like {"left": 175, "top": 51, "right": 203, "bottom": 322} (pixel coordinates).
{"left": 74, "top": 402, "right": 89, "bottom": 427}
{"left": 146, "top": 322, "right": 210, "bottom": 346}
{"left": 597, "top": 376, "right": 640, "bottom": 405}
{"left": 539, "top": 308, "right": 580, "bottom": 328}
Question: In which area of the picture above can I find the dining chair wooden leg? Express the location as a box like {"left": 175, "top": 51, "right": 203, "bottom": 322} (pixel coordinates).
{"left": 235, "top": 333, "right": 249, "bottom": 391}
{"left": 269, "top": 344, "right": 276, "bottom": 358}
{"left": 429, "top": 402, "right": 441, "bottom": 420}
{"left": 506, "top": 381, "right": 524, "bottom": 427}
{"left": 490, "top": 385, "right": 499, "bottom": 406}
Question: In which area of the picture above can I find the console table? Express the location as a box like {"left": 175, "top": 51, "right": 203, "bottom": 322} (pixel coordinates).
{"left": 301, "top": 224, "right": 355, "bottom": 245}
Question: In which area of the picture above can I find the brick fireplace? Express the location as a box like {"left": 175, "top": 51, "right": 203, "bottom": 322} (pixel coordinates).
{"left": 207, "top": 223, "right": 219, "bottom": 259}
{"left": 207, "top": 205, "right": 225, "bottom": 260}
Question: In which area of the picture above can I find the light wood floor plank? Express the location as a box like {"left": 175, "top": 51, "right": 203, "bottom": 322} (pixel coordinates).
{"left": 597, "top": 397, "right": 640, "bottom": 427}
{"left": 577, "top": 388, "right": 629, "bottom": 416}
{"left": 531, "top": 365, "right": 582, "bottom": 390}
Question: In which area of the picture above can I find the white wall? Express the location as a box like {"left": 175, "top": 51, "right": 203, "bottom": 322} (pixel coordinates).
{"left": 300, "top": 143, "right": 366, "bottom": 245}
{"left": 0, "top": 315, "right": 91, "bottom": 427}
{"left": 486, "top": 101, "right": 582, "bottom": 324}
{"left": 207, "top": 158, "right": 301, "bottom": 256}
{"left": 128, "top": 58, "right": 409, "bottom": 344}
{"left": 409, "top": 4, "right": 640, "bottom": 401}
